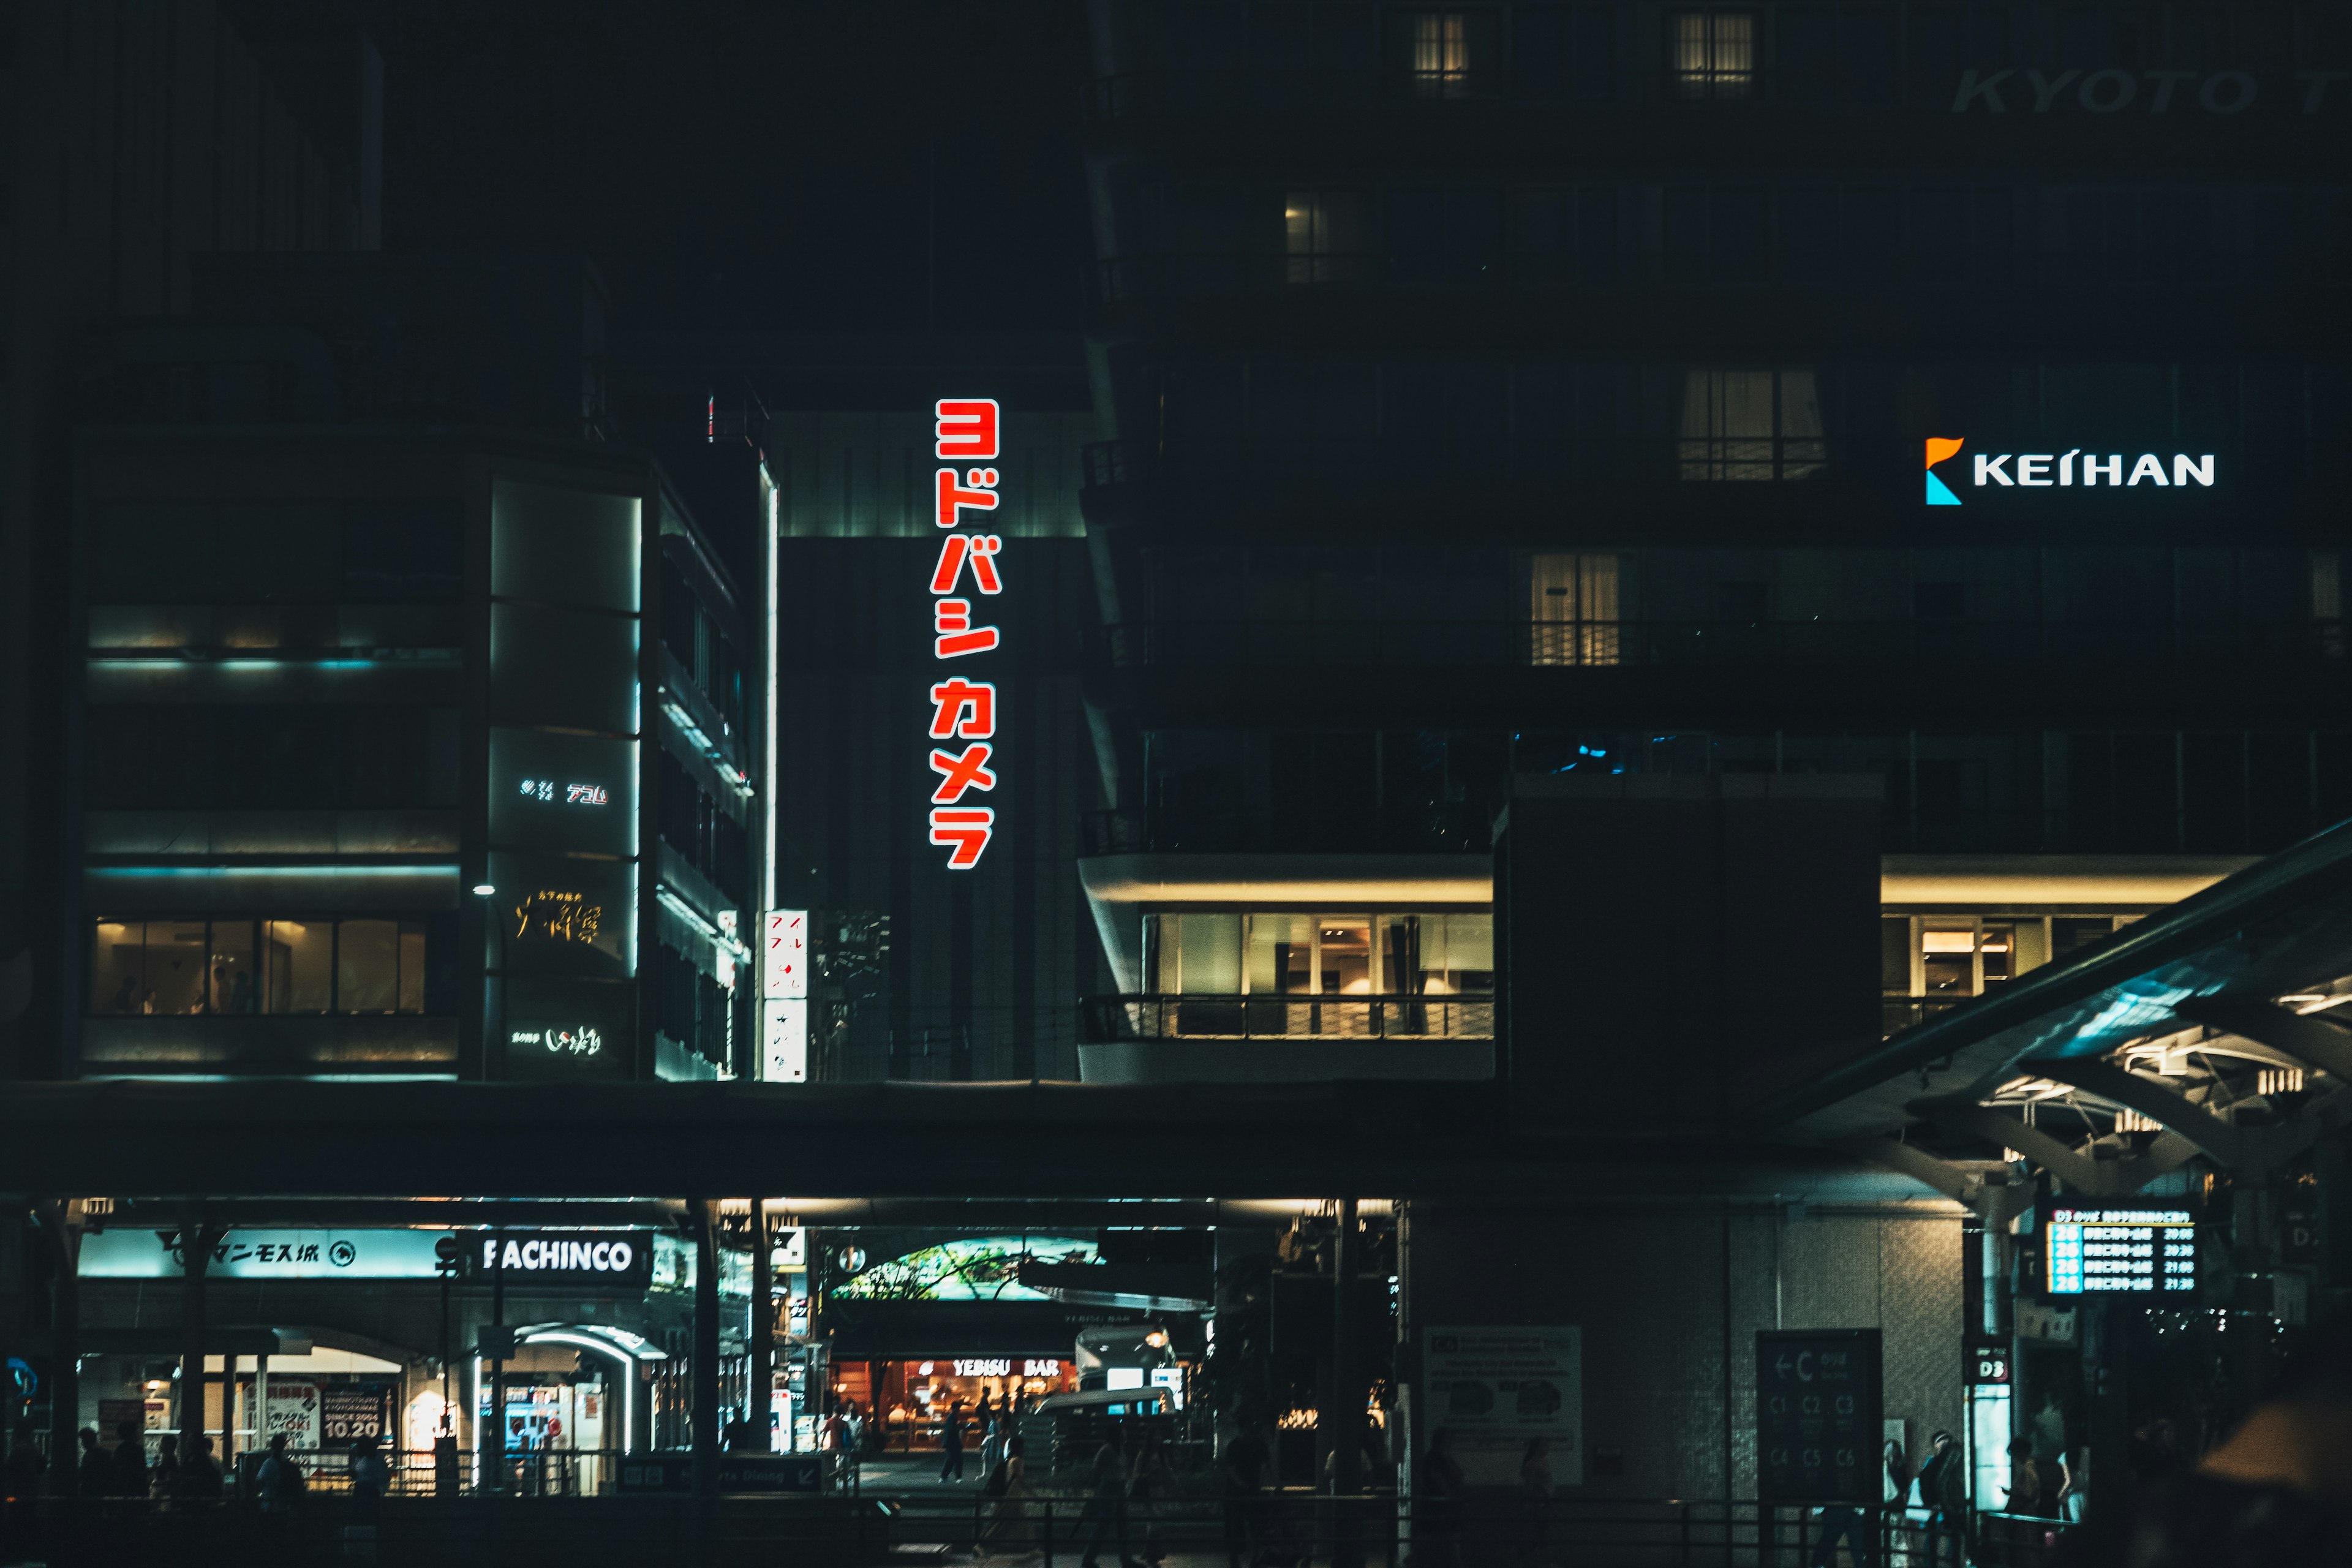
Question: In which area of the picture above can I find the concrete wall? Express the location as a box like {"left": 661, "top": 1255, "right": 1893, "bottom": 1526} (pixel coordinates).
{"left": 1404, "top": 1199, "right": 1964, "bottom": 1500}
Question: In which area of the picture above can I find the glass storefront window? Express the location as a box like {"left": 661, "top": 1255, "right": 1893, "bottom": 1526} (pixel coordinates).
{"left": 1246, "top": 914, "right": 1315, "bottom": 995}
{"left": 90, "top": 918, "right": 440, "bottom": 1016}
{"left": 1142, "top": 911, "right": 1494, "bottom": 996}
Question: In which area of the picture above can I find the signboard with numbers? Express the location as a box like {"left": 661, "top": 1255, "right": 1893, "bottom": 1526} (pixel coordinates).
{"left": 320, "top": 1385, "right": 391, "bottom": 1449}
{"left": 2042, "top": 1205, "right": 2197, "bottom": 1295}
{"left": 1757, "top": 1330, "right": 1882, "bottom": 1504}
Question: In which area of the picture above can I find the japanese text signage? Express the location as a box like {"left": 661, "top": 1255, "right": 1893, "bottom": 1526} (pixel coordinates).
{"left": 927, "top": 399, "right": 1003, "bottom": 870}
{"left": 78, "top": 1227, "right": 453, "bottom": 1281}
{"left": 466, "top": 1230, "right": 655, "bottom": 1288}
{"left": 2043, "top": 1206, "right": 2196, "bottom": 1295}
{"left": 1757, "top": 1329, "right": 1882, "bottom": 1504}
{"left": 760, "top": 908, "right": 809, "bottom": 1084}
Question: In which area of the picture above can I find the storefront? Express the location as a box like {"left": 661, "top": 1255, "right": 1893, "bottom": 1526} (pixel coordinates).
{"left": 834, "top": 1357, "right": 1076, "bottom": 1450}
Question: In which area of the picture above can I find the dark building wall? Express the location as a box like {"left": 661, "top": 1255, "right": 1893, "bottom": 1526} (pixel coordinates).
{"left": 1404, "top": 1200, "right": 1962, "bottom": 1504}
{"left": 777, "top": 538, "right": 1106, "bottom": 1081}
{"left": 1495, "top": 774, "right": 1881, "bottom": 1133}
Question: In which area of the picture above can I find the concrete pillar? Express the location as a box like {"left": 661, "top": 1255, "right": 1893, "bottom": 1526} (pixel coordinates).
{"left": 179, "top": 1210, "right": 217, "bottom": 1474}
{"left": 37, "top": 1202, "right": 78, "bottom": 1496}
{"left": 1331, "top": 1196, "right": 1363, "bottom": 1568}
{"left": 749, "top": 1199, "right": 774, "bottom": 1450}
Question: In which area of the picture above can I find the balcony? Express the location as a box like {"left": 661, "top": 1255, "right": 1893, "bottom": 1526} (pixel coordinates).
{"left": 1077, "top": 992, "right": 1495, "bottom": 1084}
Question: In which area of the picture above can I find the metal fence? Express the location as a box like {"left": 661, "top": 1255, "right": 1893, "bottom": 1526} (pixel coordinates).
{"left": 1082, "top": 993, "right": 1496, "bottom": 1043}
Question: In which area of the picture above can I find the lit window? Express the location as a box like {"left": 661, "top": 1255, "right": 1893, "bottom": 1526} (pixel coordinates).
{"left": 1414, "top": 13, "right": 1471, "bottom": 97}
{"left": 1671, "top": 10, "right": 1756, "bottom": 99}
{"left": 1528, "top": 554, "right": 1620, "bottom": 666}
{"left": 1283, "top": 190, "right": 1368, "bottom": 285}
{"left": 1678, "top": 368, "right": 1825, "bottom": 480}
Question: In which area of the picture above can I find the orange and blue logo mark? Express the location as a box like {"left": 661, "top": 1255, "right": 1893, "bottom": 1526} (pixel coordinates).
{"left": 1925, "top": 437, "right": 1965, "bottom": 505}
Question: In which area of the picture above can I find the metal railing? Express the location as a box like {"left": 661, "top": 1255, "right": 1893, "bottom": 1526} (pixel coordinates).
{"left": 0, "top": 1487, "right": 2073, "bottom": 1566}
{"left": 1084, "top": 992, "right": 1495, "bottom": 1042}
{"left": 1101, "top": 617, "right": 2351, "bottom": 672}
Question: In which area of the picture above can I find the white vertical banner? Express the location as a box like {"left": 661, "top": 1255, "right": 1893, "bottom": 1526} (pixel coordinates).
{"left": 763, "top": 999, "right": 808, "bottom": 1083}
{"left": 763, "top": 910, "right": 808, "bottom": 999}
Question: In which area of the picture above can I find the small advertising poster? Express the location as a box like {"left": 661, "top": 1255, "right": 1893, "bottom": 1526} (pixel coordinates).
{"left": 1422, "top": 1326, "right": 1583, "bottom": 1486}
{"left": 265, "top": 1381, "right": 321, "bottom": 1449}
{"left": 320, "top": 1385, "right": 391, "bottom": 1449}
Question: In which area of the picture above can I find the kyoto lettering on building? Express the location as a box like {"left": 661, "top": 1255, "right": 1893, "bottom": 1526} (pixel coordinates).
{"left": 1950, "top": 69, "right": 2350, "bottom": 116}
{"left": 927, "top": 398, "right": 1004, "bottom": 871}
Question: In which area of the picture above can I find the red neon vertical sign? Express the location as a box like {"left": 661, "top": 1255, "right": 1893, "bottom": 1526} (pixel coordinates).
{"left": 927, "top": 399, "right": 1001, "bottom": 869}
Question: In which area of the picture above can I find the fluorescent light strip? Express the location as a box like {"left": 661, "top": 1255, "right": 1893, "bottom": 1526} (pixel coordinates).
{"left": 90, "top": 865, "right": 458, "bottom": 878}
{"left": 656, "top": 886, "right": 750, "bottom": 960}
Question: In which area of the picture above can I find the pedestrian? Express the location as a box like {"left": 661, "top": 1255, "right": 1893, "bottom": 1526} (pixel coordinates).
{"left": 4, "top": 1421, "right": 47, "bottom": 1520}
{"left": 256, "top": 1432, "right": 304, "bottom": 1514}
{"left": 940, "top": 1398, "right": 967, "bottom": 1483}
{"left": 75, "top": 1427, "right": 108, "bottom": 1497}
{"left": 1220, "top": 1428, "right": 1268, "bottom": 1568}
{"left": 1131, "top": 1434, "right": 1175, "bottom": 1567}
{"left": 1080, "top": 1423, "right": 1139, "bottom": 1568}
{"left": 348, "top": 1433, "right": 390, "bottom": 1526}
{"left": 110, "top": 1420, "right": 147, "bottom": 1500}
{"left": 980, "top": 1409, "right": 1007, "bottom": 1483}
{"left": 1914, "top": 1430, "right": 1965, "bottom": 1568}
{"left": 981, "top": 1434, "right": 1036, "bottom": 1558}
{"left": 151, "top": 1431, "right": 181, "bottom": 1501}
{"left": 1417, "top": 1428, "right": 1466, "bottom": 1568}
{"left": 2005, "top": 1436, "right": 2044, "bottom": 1515}
{"left": 1520, "top": 1437, "right": 1555, "bottom": 1567}
{"left": 176, "top": 1434, "right": 224, "bottom": 1504}
{"left": 2056, "top": 1444, "right": 2087, "bottom": 1524}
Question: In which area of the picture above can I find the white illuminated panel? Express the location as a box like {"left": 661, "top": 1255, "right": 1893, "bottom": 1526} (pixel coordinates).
{"left": 763, "top": 998, "right": 807, "bottom": 1083}
{"left": 2045, "top": 1207, "right": 2196, "bottom": 1294}
{"left": 764, "top": 910, "right": 807, "bottom": 1000}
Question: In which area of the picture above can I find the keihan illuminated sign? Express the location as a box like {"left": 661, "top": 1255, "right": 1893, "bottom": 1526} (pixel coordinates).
{"left": 2044, "top": 1206, "right": 2196, "bottom": 1295}
{"left": 1925, "top": 437, "right": 2215, "bottom": 505}
{"left": 926, "top": 399, "right": 1004, "bottom": 871}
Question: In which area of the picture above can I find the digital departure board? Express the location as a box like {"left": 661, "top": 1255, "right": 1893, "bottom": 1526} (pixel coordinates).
{"left": 2045, "top": 1206, "right": 2196, "bottom": 1294}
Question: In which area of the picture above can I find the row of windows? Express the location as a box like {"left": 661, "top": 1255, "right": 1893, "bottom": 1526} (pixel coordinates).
{"left": 1141, "top": 3, "right": 2343, "bottom": 105}
{"left": 1131, "top": 358, "right": 2339, "bottom": 472}
{"left": 1136, "top": 545, "right": 2342, "bottom": 628}
{"left": 650, "top": 940, "right": 734, "bottom": 1071}
{"left": 658, "top": 555, "right": 751, "bottom": 749}
{"left": 85, "top": 706, "right": 461, "bottom": 812}
{"left": 656, "top": 750, "right": 750, "bottom": 906}
{"left": 92, "top": 502, "right": 462, "bottom": 605}
{"left": 1125, "top": 183, "right": 2352, "bottom": 293}
{"left": 89, "top": 916, "right": 458, "bottom": 1017}
{"left": 85, "top": 706, "right": 461, "bottom": 811}
{"left": 1132, "top": 728, "right": 2352, "bottom": 856}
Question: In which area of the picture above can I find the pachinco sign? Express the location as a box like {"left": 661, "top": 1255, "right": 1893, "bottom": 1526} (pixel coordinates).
{"left": 467, "top": 1229, "right": 652, "bottom": 1286}
{"left": 1925, "top": 437, "right": 2214, "bottom": 505}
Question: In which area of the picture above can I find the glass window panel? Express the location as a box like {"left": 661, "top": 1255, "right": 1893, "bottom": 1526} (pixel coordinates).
{"left": 337, "top": 919, "right": 400, "bottom": 1014}
{"left": 91, "top": 922, "right": 146, "bottom": 1014}
{"left": 1318, "top": 917, "right": 1373, "bottom": 993}
{"left": 145, "top": 921, "right": 209, "bottom": 1015}
{"left": 265, "top": 919, "right": 333, "bottom": 1014}
{"left": 1246, "top": 914, "right": 1315, "bottom": 994}
{"left": 1170, "top": 913, "right": 1242, "bottom": 993}
{"left": 399, "top": 922, "right": 429, "bottom": 1014}
{"left": 489, "top": 603, "right": 641, "bottom": 734}
{"left": 211, "top": 919, "right": 257, "bottom": 1016}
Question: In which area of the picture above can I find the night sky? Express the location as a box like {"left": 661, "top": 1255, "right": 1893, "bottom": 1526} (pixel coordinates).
{"left": 371, "top": 0, "right": 1096, "bottom": 332}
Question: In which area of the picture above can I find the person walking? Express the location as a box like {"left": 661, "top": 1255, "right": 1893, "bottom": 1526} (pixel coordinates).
{"left": 1221, "top": 1428, "right": 1269, "bottom": 1568}
{"left": 1915, "top": 1431, "right": 1966, "bottom": 1568}
{"left": 1131, "top": 1434, "right": 1175, "bottom": 1567}
{"left": 150, "top": 1432, "right": 181, "bottom": 1502}
{"left": 349, "top": 1433, "right": 391, "bottom": 1526}
{"left": 1080, "top": 1424, "right": 1140, "bottom": 1568}
{"left": 109, "top": 1420, "right": 148, "bottom": 1501}
{"left": 1520, "top": 1437, "right": 1556, "bottom": 1568}
{"left": 1417, "top": 1428, "right": 1467, "bottom": 1568}
{"left": 74, "top": 1427, "right": 109, "bottom": 1498}
{"left": 256, "top": 1433, "right": 304, "bottom": 1515}
{"left": 940, "top": 1399, "right": 968, "bottom": 1483}
{"left": 981, "top": 1434, "right": 1037, "bottom": 1559}
{"left": 176, "top": 1434, "right": 224, "bottom": 1505}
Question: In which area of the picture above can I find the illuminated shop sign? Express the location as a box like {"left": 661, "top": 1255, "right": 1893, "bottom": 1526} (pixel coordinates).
{"left": 516, "top": 777, "right": 610, "bottom": 805}
{"left": 926, "top": 399, "right": 1003, "bottom": 871}
{"left": 1948, "top": 69, "right": 2345, "bottom": 116}
{"left": 509, "top": 1022, "right": 603, "bottom": 1057}
{"left": 1924, "top": 437, "right": 2214, "bottom": 505}
{"left": 937, "top": 1359, "right": 1066, "bottom": 1379}
{"left": 514, "top": 889, "right": 603, "bottom": 944}
{"left": 79, "top": 1227, "right": 454, "bottom": 1280}
{"left": 760, "top": 909, "right": 808, "bottom": 1084}
{"left": 469, "top": 1230, "right": 654, "bottom": 1286}
{"left": 2043, "top": 1206, "right": 2196, "bottom": 1295}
